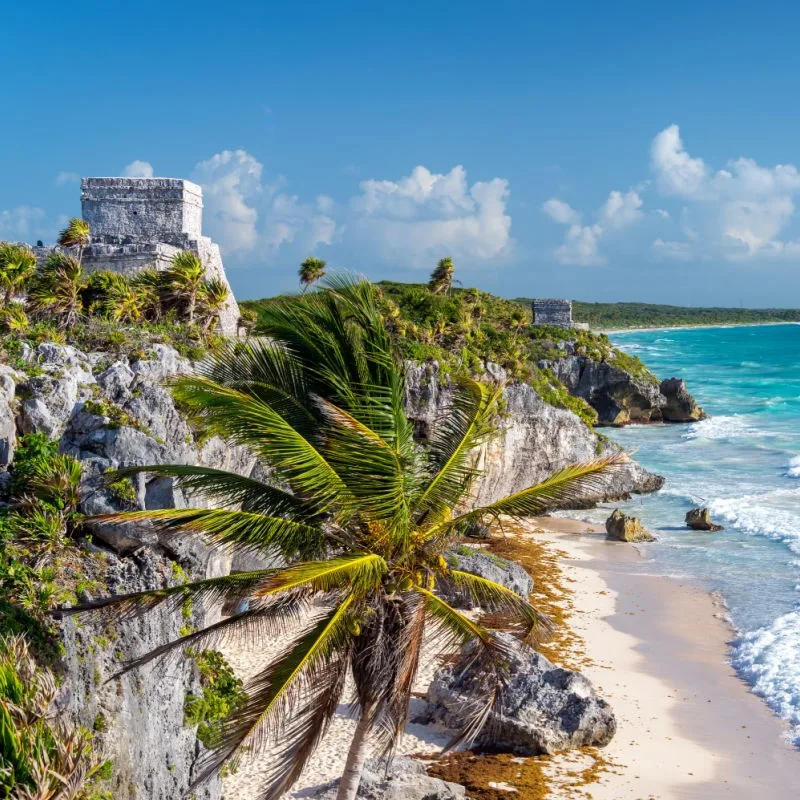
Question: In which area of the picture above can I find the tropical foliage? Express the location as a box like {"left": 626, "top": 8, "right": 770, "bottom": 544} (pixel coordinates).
{"left": 0, "top": 635, "right": 109, "bottom": 799}
{"left": 428, "top": 256, "right": 455, "bottom": 295}
{"left": 298, "top": 257, "right": 326, "bottom": 290}
{"left": 64, "top": 277, "right": 620, "bottom": 800}
{"left": 0, "top": 220, "right": 232, "bottom": 358}
{"left": 57, "top": 218, "right": 91, "bottom": 266}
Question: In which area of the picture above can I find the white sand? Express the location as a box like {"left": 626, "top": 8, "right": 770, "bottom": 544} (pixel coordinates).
{"left": 534, "top": 520, "right": 800, "bottom": 798}
{"left": 219, "top": 617, "right": 452, "bottom": 799}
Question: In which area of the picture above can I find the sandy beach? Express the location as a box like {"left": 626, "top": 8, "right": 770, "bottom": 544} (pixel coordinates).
{"left": 535, "top": 518, "right": 800, "bottom": 798}
{"left": 220, "top": 517, "right": 800, "bottom": 799}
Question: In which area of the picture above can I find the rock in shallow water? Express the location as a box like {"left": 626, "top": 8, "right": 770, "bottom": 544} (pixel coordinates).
{"left": 314, "top": 757, "right": 465, "bottom": 800}
{"left": 605, "top": 508, "right": 656, "bottom": 542}
{"left": 427, "top": 632, "right": 616, "bottom": 755}
{"left": 685, "top": 507, "right": 724, "bottom": 531}
{"left": 660, "top": 377, "right": 707, "bottom": 423}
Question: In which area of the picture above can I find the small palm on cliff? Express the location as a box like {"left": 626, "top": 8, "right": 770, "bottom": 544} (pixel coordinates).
{"left": 0, "top": 243, "right": 37, "bottom": 305}
{"left": 428, "top": 256, "right": 455, "bottom": 295}
{"left": 27, "top": 253, "right": 85, "bottom": 329}
{"left": 63, "top": 277, "right": 618, "bottom": 800}
{"left": 164, "top": 251, "right": 205, "bottom": 325}
{"left": 298, "top": 256, "right": 326, "bottom": 291}
{"left": 198, "top": 278, "right": 230, "bottom": 333}
{"left": 57, "top": 218, "right": 91, "bottom": 266}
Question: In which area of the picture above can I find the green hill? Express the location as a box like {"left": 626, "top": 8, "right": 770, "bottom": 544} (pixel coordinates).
{"left": 514, "top": 299, "right": 800, "bottom": 330}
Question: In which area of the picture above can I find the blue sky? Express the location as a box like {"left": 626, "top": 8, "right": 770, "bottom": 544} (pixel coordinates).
{"left": 4, "top": 1, "right": 800, "bottom": 305}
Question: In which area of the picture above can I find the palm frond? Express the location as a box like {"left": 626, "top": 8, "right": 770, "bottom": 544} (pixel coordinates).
{"left": 108, "top": 464, "right": 310, "bottom": 518}
{"left": 165, "top": 378, "right": 352, "bottom": 514}
{"left": 415, "top": 586, "right": 491, "bottom": 648}
{"left": 190, "top": 596, "right": 355, "bottom": 792}
{"left": 415, "top": 378, "right": 503, "bottom": 523}
{"left": 255, "top": 554, "right": 387, "bottom": 598}
{"left": 112, "top": 596, "right": 307, "bottom": 678}
{"left": 424, "top": 454, "right": 626, "bottom": 540}
{"left": 90, "top": 507, "right": 328, "bottom": 560}
{"left": 59, "top": 569, "right": 279, "bottom": 621}
{"left": 446, "top": 570, "right": 554, "bottom": 641}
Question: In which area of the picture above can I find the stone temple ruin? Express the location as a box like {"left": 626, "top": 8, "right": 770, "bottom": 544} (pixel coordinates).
{"left": 37, "top": 177, "right": 240, "bottom": 335}
{"left": 531, "top": 298, "right": 589, "bottom": 330}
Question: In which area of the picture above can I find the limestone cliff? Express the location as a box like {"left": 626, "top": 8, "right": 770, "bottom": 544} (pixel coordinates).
{"left": 404, "top": 362, "right": 664, "bottom": 506}
{"left": 542, "top": 351, "right": 706, "bottom": 426}
{"left": 1, "top": 342, "right": 262, "bottom": 800}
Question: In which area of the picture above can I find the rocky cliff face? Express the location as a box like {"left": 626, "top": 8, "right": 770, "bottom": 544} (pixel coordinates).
{"left": 543, "top": 353, "right": 706, "bottom": 426}
{"left": 1, "top": 342, "right": 262, "bottom": 800}
{"left": 404, "top": 362, "right": 664, "bottom": 507}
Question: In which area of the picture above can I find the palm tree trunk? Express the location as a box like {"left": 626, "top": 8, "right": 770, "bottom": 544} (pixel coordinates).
{"left": 335, "top": 708, "right": 374, "bottom": 800}
{"left": 188, "top": 291, "right": 196, "bottom": 325}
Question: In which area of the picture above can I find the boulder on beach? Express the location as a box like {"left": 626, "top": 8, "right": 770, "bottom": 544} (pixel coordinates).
{"left": 439, "top": 546, "right": 533, "bottom": 610}
{"left": 426, "top": 632, "right": 616, "bottom": 755}
{"left": 605, "top": 508, "right": 656, "bottom": 542}
{"left": 685, "top": 507, "right": 724, "bottom": 532}
{"left": 314, "top": 757, "right": 465, "bottom": 800}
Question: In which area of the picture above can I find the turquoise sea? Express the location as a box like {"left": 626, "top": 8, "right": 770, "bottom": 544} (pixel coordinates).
{"left": 582, "top": 323, "right": 800, "bottom": 740}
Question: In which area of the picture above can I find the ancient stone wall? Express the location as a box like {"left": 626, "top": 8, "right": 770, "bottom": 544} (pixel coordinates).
{"left": 81, "top": 178, "right": 203, "bottom": 246}
{"left": 532, "top": 298, "right": 573, "bottom": 328}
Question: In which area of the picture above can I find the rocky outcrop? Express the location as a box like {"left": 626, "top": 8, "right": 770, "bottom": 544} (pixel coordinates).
{"left": 660, "top": 378, "right": 707, "bottom": 423}
{"left": 427, "top": 633, "right": 616, "bottom": 755}
{"left": 314, "top": 758, "right": 465, "bottom": 800}
{"left": 685, "top": 507, "right": 723, "bottom": 531}
{"left": 543, "top": 352, "right": 705, "bottom": 426}
{"left": 440, "top": 545, "right": 533, "bottom": 609}
{"left": 2, "top": 342, "right": 264, "bottom": 800}
{"left": 605, "top": 509, "right": 655, "bottom": 542}
{"left": 404, "top": 362, "right": 664, "bottom": 510}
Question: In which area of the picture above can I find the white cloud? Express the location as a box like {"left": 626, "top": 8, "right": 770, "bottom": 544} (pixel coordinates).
{"left": 542, "top": 198, "right": 580, "bottom": 225}
{"left": 193, "top": 150, "right": 262, "bottom": 253}
{"left": 122, "top": 160, "right": 154, "bottom": 178}
{"left": 555, "top": 224, "right": 605, "bottom": 266}
{"left": 192, "top": 149, "right": 338, "bottom": 258}
{"left": 543, "top": 188, "right": 642, "bottom": 265}
{"left": 650, "top": 124, "right": 800, "bottom": 258}
{"left": 0, "top": 206, "right": 47, "bottom": 241}
{"left": 350, "top": 165, "right": 511, "bottom": 264}
{"left": 651, "top": 124, "right": 707, "bottom": 196}
{"left": 652, "top": 238, "right": 693, "bottom": 261}
{"left": 600, "top": 190, "right": 643, "bottom": 229}
{"left": 55, "top": 171, "right": 80, "bottom": 186}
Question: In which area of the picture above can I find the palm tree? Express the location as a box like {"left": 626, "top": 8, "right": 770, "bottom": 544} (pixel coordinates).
{"left": 198, "top": 278, "right": 230, "bottom": 333}
{"left": 428, "top": 257, "right": 455, "bottom": 295}
{"left": 132, "top": 267, "right": 166, "bottom": 322}
{"left": 0, "top": 243, "right": 37, "bottom": 305}
{"left": 298, "top": 257, "right": 326, "bottom": 291}
{"left": 63, "top": 277, "right": 619, "bottom": 800}
{"left": 57, "top": 218, "right": 91, "bottom": 266}
{"left": 164, "top": 251, "right": 205, "bottom": 325}
{"left": 27, "top": 253, "right": 84, "bottom": 329}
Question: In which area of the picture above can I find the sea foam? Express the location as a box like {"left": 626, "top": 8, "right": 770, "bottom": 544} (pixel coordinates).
{"left": 733, "top": 610, "right": 800, "bottom": 743}
{"left": 787, "top": 456, "right": 800, "bottom": 478}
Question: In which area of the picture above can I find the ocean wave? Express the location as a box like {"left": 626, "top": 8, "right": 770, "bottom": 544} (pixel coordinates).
{"left": 787, "top": 456, "right": 800, "bottom": 478}
{"left": 681, "top": 414, "right": 762, "bottom": 441}
{"left": 708, "top": 487, "right": 800, "bottom": 543}
{"left": 732, "top": 610, "right": 800, "bottom": 743}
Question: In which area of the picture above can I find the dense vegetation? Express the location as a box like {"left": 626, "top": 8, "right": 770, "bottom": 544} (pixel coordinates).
{"left": 515, "top": 297, "right": 800, "bottom": 330}
{"left": 245, "top": 279, "right": 660, "bottom": 427}
{"left": 0, "top": 434, "right": 114, "bottom": 798}
{"left": 0, "top": 224, "right": 249, "bottom": 365}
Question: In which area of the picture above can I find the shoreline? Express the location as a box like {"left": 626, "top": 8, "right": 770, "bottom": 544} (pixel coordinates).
{"left": 533, "top": 516, "right": 800, "bottom": 798}
{"left": 599, "top": 320, "right": 799, "bottom": 335}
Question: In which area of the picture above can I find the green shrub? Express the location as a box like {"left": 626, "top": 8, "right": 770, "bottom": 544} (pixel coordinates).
{"left": 184, "top": 650, "right": 246, "bottom": 750}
